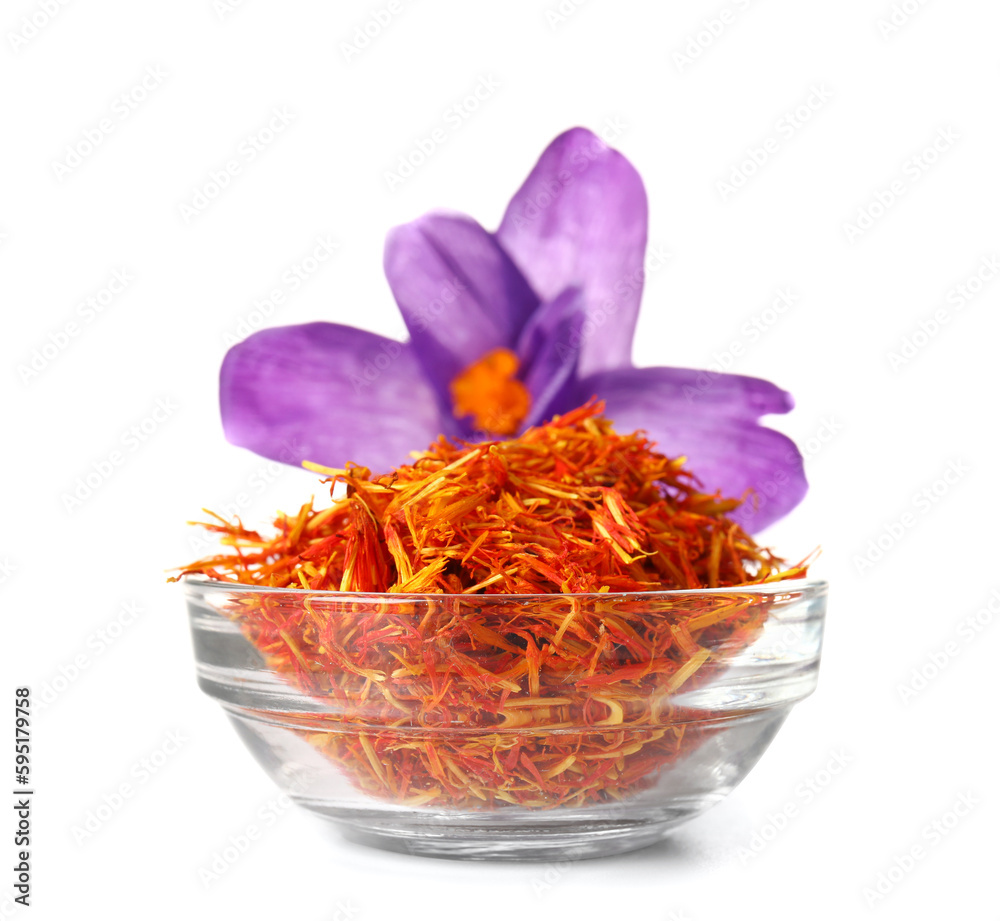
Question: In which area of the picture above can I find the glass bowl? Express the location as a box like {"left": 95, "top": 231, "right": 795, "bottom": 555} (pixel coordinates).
{"left": 183, "top": 578, "right": 827, "bottom": 860}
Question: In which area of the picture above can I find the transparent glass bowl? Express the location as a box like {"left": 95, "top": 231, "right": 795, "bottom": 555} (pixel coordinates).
{"left": 184, "top": 578, "right": 826, "bottom": 860}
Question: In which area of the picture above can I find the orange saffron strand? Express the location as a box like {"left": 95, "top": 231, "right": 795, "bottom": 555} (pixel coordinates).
{"left": 176, "top": 401, "right": 811, "bottom": 809}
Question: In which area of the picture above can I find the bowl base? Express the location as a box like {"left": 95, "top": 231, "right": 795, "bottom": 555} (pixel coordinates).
{"left": 300, "top": 799, "right": 713, "bottom": 860}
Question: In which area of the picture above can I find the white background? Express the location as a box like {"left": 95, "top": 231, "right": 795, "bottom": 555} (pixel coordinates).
{"left": 3, "top": 0, "right": 999, "bottom": 918}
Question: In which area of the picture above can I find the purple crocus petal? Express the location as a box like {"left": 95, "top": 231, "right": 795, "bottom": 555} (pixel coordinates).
{"left": 220, "top": 322, "right": 447, "bottom": 473}
{"left": 517, "top": 288, "right": 587, "bottom": 428}
{"left": 384, "top": 212, "right": 539, "bottom": 402}
{"left": 497, "top": 127, "right": 648, "bottom": 378}
{"left": 583, "top": 367, "right": 807, "bottom": 531}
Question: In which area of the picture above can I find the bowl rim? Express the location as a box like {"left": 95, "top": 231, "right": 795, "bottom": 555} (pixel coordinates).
{"left": 180, "top": 575, "right": 829, "bottom": 603}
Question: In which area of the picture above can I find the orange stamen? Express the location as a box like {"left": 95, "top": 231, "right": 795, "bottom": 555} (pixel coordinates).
{"left": 449, "top": 348, "right": 531, "bottom": 436}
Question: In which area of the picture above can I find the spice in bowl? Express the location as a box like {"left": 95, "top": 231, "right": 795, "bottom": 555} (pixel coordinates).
{"left": 176, "top": 402, "right": 810, "bottom": 810}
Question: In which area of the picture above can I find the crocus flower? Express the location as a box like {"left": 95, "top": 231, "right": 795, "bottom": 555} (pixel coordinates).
{"left": 221, "top": 128, "right": 806, "bottom": 531}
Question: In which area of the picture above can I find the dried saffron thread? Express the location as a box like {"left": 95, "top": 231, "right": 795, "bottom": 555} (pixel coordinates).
{"left": 177, "top": 401, "right": 810, "bottom": 809}
{"left": 181, "top": 402, "right": 804, "bottom": 594}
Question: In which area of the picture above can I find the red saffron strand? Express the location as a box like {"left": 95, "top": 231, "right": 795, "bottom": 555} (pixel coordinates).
{"left": 176, "top": 402, "right": 810, "bottom": 809}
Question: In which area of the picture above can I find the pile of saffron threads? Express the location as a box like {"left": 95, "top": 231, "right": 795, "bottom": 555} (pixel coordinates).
{"left": 178, "top": 401, "right": 809, "bottom": 809}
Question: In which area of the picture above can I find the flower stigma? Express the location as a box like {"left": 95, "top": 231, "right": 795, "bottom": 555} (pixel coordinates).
{"left": 449, "top": 348, "right": 531, "bottom": 436}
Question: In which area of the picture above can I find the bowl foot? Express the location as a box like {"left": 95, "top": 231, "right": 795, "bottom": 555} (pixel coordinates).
{"left": 302, "top": 800, "right": 713, "bottom": 860}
